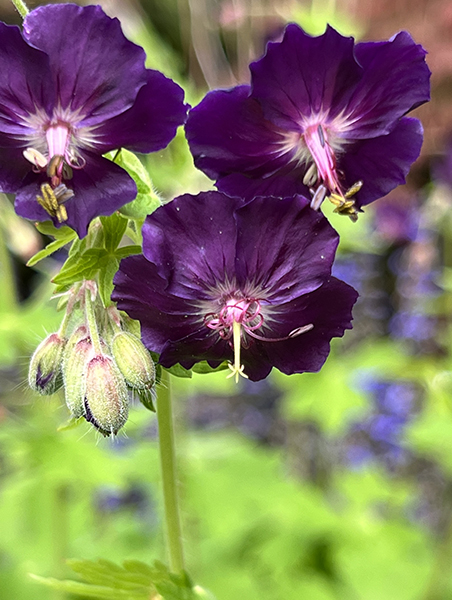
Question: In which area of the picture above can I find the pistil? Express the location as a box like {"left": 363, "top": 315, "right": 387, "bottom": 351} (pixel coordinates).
{"left": 226, "top": 320, "right": 249, "bottom": 383}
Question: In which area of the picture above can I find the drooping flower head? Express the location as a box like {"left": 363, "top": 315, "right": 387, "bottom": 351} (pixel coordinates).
{"left": 112, "top": 191, "right": 358, "bottom": 382}
{"left": 0, "top": 3, "right": 188, "bottom": 237}
{"left": 186, "top": 25, "right": 430, "bottom": 220}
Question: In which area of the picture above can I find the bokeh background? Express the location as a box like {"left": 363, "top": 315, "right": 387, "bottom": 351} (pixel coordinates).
{"left": 1, "top": 0, "right": 452, "bottom": 599}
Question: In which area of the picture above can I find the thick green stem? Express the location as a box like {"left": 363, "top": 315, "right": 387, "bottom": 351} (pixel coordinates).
{"left": 11, "top": 0, "right": 29, "bottom": 18}
{"left": 157, "top": 370, "right": 185, "bottom": 573}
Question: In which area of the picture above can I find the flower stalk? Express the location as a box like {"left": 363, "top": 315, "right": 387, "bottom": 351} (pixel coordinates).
{"left": 157, "top": 370, "right": 185, "bottom": 574}
{"left": 84, "top": 283, "right": 102, "bottom": 355}
{"left": 11, "top": 0, "right": 28, "bottom": 18}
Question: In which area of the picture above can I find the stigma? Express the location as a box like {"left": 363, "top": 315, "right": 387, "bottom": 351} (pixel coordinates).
{"left": 204, "top": 295, "right": 314, "bottom": 382}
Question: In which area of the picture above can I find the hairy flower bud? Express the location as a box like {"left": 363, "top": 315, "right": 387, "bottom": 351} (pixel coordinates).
{"left": 29, "top": 332, "right": 66, "bottom": 395}
{"left": 84, "top": 355, "right": 129, "bottom": 436}
{"left": 111, "top": 332, "right": 156, "bottom": 390}
{"left": 63, "top": 336, "right": 95, "bottom": 418}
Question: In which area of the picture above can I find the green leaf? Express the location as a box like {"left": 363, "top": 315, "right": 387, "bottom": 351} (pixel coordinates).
{"left": 101, "top": 214, "right": 128, "bottom": 253}
{"left": 191, "top": 361, "right": 228, "bottom": 375}
{"left": 52, "top": 248, "right": 108, "bottom": 287}
{"left": 115, "top": 245, "right": 142, "bottom": 259}
{"left": 164, "top": 364, "right": 192, "bottom": 379}
{"left": 98, "top": 256, "right": 120, "bottom": 307}
{"left": 111, "top": 149, "right": 162, "bottom": 219}
{"left": 35, "top": 221, "right": 75, "bottom": 239}
{"left": 27, "top": 229, "right": 77, "bottom": 267}
{"left": 31, "top": 559, "right": 200, "bottom": 600}
{"left": 29, "top": 574, "right": 140, "bottom": 599}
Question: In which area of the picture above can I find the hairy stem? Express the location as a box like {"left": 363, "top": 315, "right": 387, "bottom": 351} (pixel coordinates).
{"left": 157, "top": 370, "right": 185, "bottom": 573}
{"left": 11, "top": 0, "right": 29, "bottom": 18}
{"left": 84, "top": 285, "right": 102, "bottom": 355}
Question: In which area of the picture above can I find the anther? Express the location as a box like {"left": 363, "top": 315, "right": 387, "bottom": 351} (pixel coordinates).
{"left": 23, "top": 148, "right": 48, "bottom": 170}
{"left": 317, "top": 124, "right": 325, "bottom": 148}
{"left": 36, "top": 183, "right": 71, "bottom": 223}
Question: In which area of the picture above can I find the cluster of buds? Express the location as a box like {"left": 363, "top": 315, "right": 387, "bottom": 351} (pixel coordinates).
{"left": 28, "top": 281, "right": 156, "bottom": 436}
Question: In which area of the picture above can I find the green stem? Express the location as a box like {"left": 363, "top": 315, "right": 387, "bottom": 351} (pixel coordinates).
{"left": 84, "top": 285, "right": 102, "bottom": 354}
{"left": 11, "top": 0, "right": 29, "bottom": 18}
{"left": 157, "top": 370, "right": 185, "bottom": 573}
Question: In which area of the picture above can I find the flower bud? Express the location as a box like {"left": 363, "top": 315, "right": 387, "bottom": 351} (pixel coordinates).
{"left": 84, "top": 355, "right": 129, "bottom": 436}
{"left": 111, "top": 332, "right": 155, "bottom": 390}
{"left": 63, "top": 336, "right": 95, "bottom": 418}
{"left": 29, "top": 333, "right": 66, "bottom": 395}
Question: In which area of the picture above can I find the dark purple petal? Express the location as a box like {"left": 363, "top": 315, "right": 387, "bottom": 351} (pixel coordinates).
{"left": 345, "top": 32, "right": 431, "bottom": 138}
{"left": 340, "top": 117, "right": 424, "bottom": 208}
{"left": 186, "top": 85, "right": 313, "bottom": 199}
{"left": 0, "top": 146, "right": 31, "bottom": 192}
{"left": 250, "top": 24, "right": 362, "bottom": 129}
{"left": 187, "top": 86, "right": 297, "bottom": 178}
{"left": 159, "top": 329, "right": 231, "bottom": 373}
{"left": 0, "top": 23, "right": 53, "bottom": 134}
{"left": 266, "top": 277, "right": 358, "bottom": 376}
{"left": 90, "top": 70, "right": 188, "bottom": 153}
{"left": 112, "top": 255, "right": 204, "bottom": 349}
{"left": 235, "top": 195, "right": 339, "bottom": 299}
{"left": 23, "top": 4, "right": 147, "bottom": 125}
{"left": 141, "top": 191, "right": 244, "bottom": 299}
{"left": 15, "top": 152, "right": 137, "bottom": 237}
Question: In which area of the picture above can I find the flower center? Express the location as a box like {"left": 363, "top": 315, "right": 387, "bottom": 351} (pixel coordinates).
{"left": 23, "top": 121, "right": 86, "bottom": 223}
{"left": 301, "top": 122, "right": 363, "bottom": 222}
{"left": 303, "top": 124, "right": 342, "bottom": 195}
{"left": 204, "top": 295, "right": 314, "bottom": 382}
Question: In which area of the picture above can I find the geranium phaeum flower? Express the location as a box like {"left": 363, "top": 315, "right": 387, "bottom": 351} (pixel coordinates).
{"left": 112, "top": 191, "right": 358, "bottom": 382}
{"left": 0, "top": 4, "right": 188, "bottom": 237}
{"left": 186, "top": 25, "right": 430, "bottom": 221}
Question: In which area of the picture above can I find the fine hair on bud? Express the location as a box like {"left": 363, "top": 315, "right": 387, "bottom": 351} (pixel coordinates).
{"left": 83, "top": 355, "right": 129, "bottom": 436}
{"left": 63, "top": 336, "right": 96, "bottom": 418}
{"left": 111, "top": 332, "right": 156, "bottom": 391}
{"left": 28, "top": 333, "right": 66, "bottom": 395}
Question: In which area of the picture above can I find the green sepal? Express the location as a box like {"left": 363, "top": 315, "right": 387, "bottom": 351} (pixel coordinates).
{"left": 27, "top": 228, "right": 77, "bottom": 267}
{"left": 57, "top": 416, "right": 85, "bottom": 432}
{"left": 135, "top": 387, "right": 156, "bottom": 412}
{"left": 109, "top": 149, "right": 162, "bottom": 219}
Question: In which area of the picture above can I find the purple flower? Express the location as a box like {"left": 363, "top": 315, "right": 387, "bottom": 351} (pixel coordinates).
{"left": 186, "top": 25, "right": 430, "bottom": 220}
{"left": 112, "top": 191, "right": 358, "bottom": 381}
{"left": 0, "top": 4, "right": 188, "bottom": 237}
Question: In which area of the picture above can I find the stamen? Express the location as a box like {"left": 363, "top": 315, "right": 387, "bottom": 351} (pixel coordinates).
{"left": 317, "top": 124, "right": 325, "bottom": 148}
{"left": 36, "top": 183, "right": 70, "bottom": 223}
{"left": 246, "top": 323, "right": 314, "bottom": 342}
{"left": 23, "top": 148, "right": 47, "bottom": 169}
{"left": 226, "top": 320, "right": 249, "bottom": 383}
{"left": 310, "top": 184, "right": 327, "bottom": 211}
{"left": 47, "top": 154, "right": 65, "bottom": 178}
{"left": 327, "top": 180, "right": 363, "bottom": 222}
